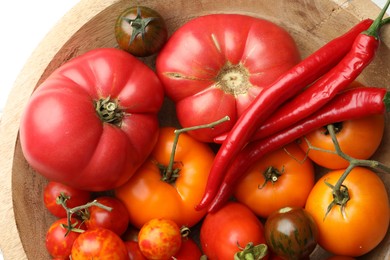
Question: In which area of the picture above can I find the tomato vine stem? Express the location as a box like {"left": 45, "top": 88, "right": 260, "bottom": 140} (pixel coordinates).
{"left": 305, "top": 124, "right": 390, "bottom": 219}
{"left": 56, "top": 193, "right": 112, "bottom": 235}
{"left": 162, "top": 116, "right": 230, "bottom": 182}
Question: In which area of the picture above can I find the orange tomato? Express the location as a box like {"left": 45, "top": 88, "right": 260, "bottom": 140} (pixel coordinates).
{"left": 71, "top": 228, "right": 128, "bottom": 259}
{"left": 234, "top": 142, "right": 315, "bottom": 218}
{"left": 138, "top": 218, "right": 182, "bottom": 260}
{"left": 115, "top": 127, "right": 215, "bottom": 228}
{"left": 298, "top": 114, "right": 385, "bottom": 169}
{"left": 305, "top": 167, "right": 389, "bottom": 257}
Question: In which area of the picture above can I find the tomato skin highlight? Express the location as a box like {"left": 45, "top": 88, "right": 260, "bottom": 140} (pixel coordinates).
{"left": 71, "top": 228, "right": 128, "bottom": 259}
{"left": 305, "top": 167, "right": 390, "bottom": 257}
{"left": 264, "top": 207, "right": 318, "bottom": 260}
{"left": 84, "top": 196, "right": 130, "bottom": 236}
{"left": 298, "top": 114, "right": 385, "bottom": 169}
{"left": 234, "top": 142, "right": 315, "bottom": 218}
{"left": 138, "top": 218, "right": 182, "bottom": 260}
{"left": 20, "top": 48, "right": 164, "bottom": 191}
{"left": 200, "top": 202, "right": 268, "bottom": 260}
{"left": 156, "top": 13, "right": 300, "bottom": 142}
{"left": 115, "top": 127, "right": 215, "bottom": 228}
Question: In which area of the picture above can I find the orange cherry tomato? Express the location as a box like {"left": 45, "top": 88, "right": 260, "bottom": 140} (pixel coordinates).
{"left": 138, "top": 218, "right": 182, "bottom": 260}
{"left": 71, "top": 227, "right": 128, "bottom": 259}
{"left": 234, "top": 142, "right": 315, "bottom": 218}
{"left": 298, "top": 114, "right": 385, "bottom": 169}
{"left": 115, "top": 127, "right": 215, "bottom": 228}
{"left": 305, "top": 167, "right": 389, "bottom": 257}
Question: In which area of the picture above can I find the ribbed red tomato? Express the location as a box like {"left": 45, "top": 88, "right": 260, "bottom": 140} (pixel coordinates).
{"left": 156, "top": 14, "right": 300, "bottom": 142}
{"left": 20, "top": 48, "right": 164, "bottom": 191}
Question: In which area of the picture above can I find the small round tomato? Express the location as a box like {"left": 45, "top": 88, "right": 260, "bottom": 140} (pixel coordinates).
{"left": 234, "top": 142, "right": 315, "bottom": 218}
{"left": 125, "top": 240, "right": 147, "bottom": 260}
{"left": 173, "top": 238, "right": 203, "bottom": 260}
{"left": 305, "top": 167, "right": 389, "bottom": 257}
{"left": 45, "top": 218, "right": 85, "bottom": 259}
{"left": 71, "top": 227, "right": 128, "bottom": 259}
{"left": 298, "top": 114, "right": 385, "bottom": 169}
{"left": 43, "top": 181, "right": 91, "bottom": 218}
{"left": 115, "top": 127, "right": 215, "bottom": 228}
{"left": 84, "top": 196, "right": 129, "bottom": 236}
{"left": 138, "top": 218, "right": 182, "bottom": 260}
{"left": 200, "top": 202, "right": 268, "bottom": 260}
{"left": 264, "top": 207, "right": 318, "bottom": 259}
{"left": 115, "top": 6, "right": 168, "bottom": 57}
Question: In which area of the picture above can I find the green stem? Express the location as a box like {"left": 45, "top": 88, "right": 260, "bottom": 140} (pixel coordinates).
{"left": 57, "top": 193, "right": 112, "bottom": 234}
{"left": 326, "top": 124, "right": 390, "bottom": 192}
{"left": 163, "top": 116, "right": 230, "bottom": 181}
{"left": 364, "top": 0, "right": 390, "bottom": 38}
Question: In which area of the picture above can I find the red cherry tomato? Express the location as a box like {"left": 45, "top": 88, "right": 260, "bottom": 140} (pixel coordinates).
{"left": 43, "top": 181, "right": 91, "bottom": 218}
{"left": 84, "top": 196, "right": 129, "bottom": 236}
{"left": 45, "top": 218, "right": 85, "bottom": 259}
{"left": 71, "top": 228, "right": 128, "bottom": 259}
{"left": 173, "top": 238, "right": 203, "bottom": 260}
{"left": 138, "top": 218, "right": 182, "bottom": 260}
{"left": 125, "top": 240, "right": 147, "bottom": 260}
{"left": 200, "top": 202, "right": 268, "bottom": 260}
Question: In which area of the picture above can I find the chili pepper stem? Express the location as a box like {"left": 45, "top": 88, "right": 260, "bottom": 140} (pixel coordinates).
{"left": 163, "top": 116, "right": 230, "bottom": 181}
{"left": 364, "top": 0, "right": 390, "bottom": 38}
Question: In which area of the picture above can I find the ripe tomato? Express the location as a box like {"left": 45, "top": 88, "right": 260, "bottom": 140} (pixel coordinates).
{"left": 45, "top": 218, "right": 85, "bottom": 259}
{"left": 138, "top": 218, "right": 182, "bottom": 260}
{"left": 20, "top": 48, "right": 164, "bottom": 191}
{"left": 234, "top": 142, "right": 315, "bottom": 218}
{"left": 84, "top": 196, "right": 129, "bottom": 236}
{"left": 43, "top": 181, "right": 91, "bottom": 218}
{"left": 264, "top": 207, "right": 318, "bottom": 259}
{"left": 115, "top": 127, "right": 215, "bottom": 228}
{"left": 115, "top": 6, "right": 168, "bottom": 57}
{"left": 200, "top": 202, "right": 268, "bottom": 260}
{"left": 156, "top": 14, "right": 300, "bottom": 142}
{"left": 125, "top": 241, "right": 147, "bottom": 260}
{"left": 71, "top": 227, "right": 128, "bottom": 259}
{"left": 173, "top": 238, "right": 203, "bottom": 260}
{"left": 305, "top": 167, "right": 390, "bottom": 256}
{"left": 298, "top": 114, "right": 384, "bottom": 169}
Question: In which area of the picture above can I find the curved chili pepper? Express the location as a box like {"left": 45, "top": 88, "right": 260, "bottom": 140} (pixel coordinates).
{"left": 194, "top": 18, "right": 374, "bottom": 210}
{"left": 208, "top": 86, "right": 390, "bottom": 212}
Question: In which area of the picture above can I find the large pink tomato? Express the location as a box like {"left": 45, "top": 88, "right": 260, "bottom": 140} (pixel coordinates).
{"left": 156, "top": 14, "right": 300, "bottom": 142}
{"left": 20, "top": 48, "right": 164, "bottom": 191}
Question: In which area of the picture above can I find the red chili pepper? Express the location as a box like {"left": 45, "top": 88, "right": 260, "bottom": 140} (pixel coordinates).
{"left": 208, "top": 86, "right": 390, "bottom": 212}
{"left": 194, "top": 18, "right": 374, "bottom": 210}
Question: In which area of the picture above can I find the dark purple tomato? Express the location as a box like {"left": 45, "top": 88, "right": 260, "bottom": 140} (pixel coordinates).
{"left": 115, "top": 6, "right": 168, "bottom": 57}
{"left": 264, "top": 207, "right": 318, "bottom": 260}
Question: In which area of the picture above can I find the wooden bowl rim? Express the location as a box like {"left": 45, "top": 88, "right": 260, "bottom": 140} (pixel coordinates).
{"left": 0, "top": 0, "right": 385, "bottom": 259}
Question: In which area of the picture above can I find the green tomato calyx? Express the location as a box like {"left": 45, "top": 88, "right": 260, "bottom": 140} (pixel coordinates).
{"left": 123, "top": 7, "right": 157, "bottom": 45}
{"left": 95, "top": 96, "right": 124, "bottom": 127}
{"left": 234, "top": 242, "right": 268, "bottom": 260}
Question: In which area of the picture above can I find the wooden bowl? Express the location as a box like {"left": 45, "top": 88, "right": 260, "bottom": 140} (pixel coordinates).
{"left": 1, "top": 0, "right": 389, "bottom": 259}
